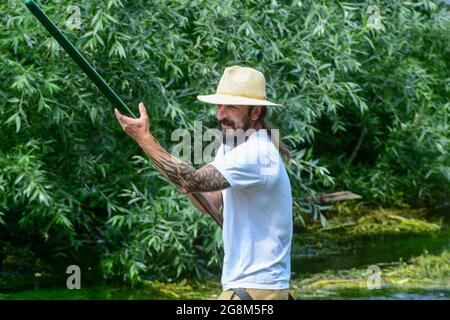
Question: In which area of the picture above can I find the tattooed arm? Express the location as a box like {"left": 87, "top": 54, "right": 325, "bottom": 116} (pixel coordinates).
{"left": 114, "top": 103, "right": 227, "bottom": 213}
{"left": 136, "top": 133, "right": 230, "bottom": 193}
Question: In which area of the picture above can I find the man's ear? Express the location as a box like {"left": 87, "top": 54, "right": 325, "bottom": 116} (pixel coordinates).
{"left": 250, "top": 106, "right": 262, "bottom": 121}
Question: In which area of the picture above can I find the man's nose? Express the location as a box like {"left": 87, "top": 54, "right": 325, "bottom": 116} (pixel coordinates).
{"left": 216, "top": 105, "right": 227, "bottom": 120}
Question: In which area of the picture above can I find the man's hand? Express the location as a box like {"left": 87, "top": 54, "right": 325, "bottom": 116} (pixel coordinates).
{"left": 115, "top": 102, "right": 150, "bottom": 143}
{"left": 115, "top": 102, "right": 224, "bottom": 226}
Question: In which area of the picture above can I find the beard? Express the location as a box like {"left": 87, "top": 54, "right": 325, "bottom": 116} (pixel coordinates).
{"left": 220, "top": 115, "right": 253, "bottom": 147}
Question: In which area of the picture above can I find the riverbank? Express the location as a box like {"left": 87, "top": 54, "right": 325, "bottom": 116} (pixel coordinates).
{"left": 314, "top": 204, "right": 443, "bottom": 235}
{"left": 1, "top": 205, "right": 448, "bottom": 299}
{"left": 1, "top": 250, "right": 448, "bottom": 300}
{"left": 291, "top": 250, "right": 449, "bottom": 299}
{"left": 292, "top": 204, "right": 444, "bottom": 260}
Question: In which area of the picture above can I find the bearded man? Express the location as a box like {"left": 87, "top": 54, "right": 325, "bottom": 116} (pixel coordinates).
{"left": 115, "top": 66, "right": 293, "bottom": 300}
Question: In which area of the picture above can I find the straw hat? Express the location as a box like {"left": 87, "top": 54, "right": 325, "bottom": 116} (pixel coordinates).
{"left": 197, "top": 66, "right": 283, "bottom": 107}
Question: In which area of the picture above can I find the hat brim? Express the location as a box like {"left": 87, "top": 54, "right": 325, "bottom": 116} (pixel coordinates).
{"left": 197, "top": 94, "right": 283, "bottom": 107}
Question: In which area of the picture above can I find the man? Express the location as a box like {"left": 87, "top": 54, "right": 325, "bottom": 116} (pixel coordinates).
{"left": 115, "top": 66, "right": 293, "bottom": 300}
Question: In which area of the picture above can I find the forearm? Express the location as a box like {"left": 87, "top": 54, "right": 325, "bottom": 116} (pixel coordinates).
{"left": 187, "top": 191, "right": 222, "bottom": 213}
{"left": 205, "top": 191, "right": 223, "bottom": 211}
{"left": 136, "top": 133, "right": 230, "bottom": 193}
{"left": 188, "top": 191, "right": 223, "bottom": 226}
{"left": 115, "top": 105, "right": 224, "bottom": 226}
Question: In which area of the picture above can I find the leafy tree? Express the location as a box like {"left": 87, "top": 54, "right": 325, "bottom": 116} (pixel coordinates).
{"left": 0, "top": 0, "right": 448, "bottom": 282}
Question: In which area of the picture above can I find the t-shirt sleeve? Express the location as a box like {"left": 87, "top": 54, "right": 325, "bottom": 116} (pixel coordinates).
{"left": 211, "top": 140, "right": 269, "bottom": 189}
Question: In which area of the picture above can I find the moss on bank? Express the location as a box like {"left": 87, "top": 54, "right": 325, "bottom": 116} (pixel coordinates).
{"left": 309, "top": 204, "right": 443, "bottom": 236}
{"left": 291, "top": 250, "right": 449, "bottom": 299}
{"left": 293, "top": 204, "right": 444, "bottom": 259}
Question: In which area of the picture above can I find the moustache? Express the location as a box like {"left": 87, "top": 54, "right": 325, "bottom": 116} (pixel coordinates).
{"left": 219, "top": 119, "right": 235, "bottom": 128}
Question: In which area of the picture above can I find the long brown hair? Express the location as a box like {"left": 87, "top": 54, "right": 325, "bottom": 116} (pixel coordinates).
{"left": 257, "top": 106, "right": 291, "bottom": 163}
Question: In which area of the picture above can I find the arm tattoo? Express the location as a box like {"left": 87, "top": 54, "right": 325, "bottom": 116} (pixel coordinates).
{"left": 152, "top": 156, "right": 230, "bottom": 193}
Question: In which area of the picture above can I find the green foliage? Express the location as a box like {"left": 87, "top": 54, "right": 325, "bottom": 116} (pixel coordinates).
{"left": 0, "top": 0, "right": 449, "bottom": 283}
{"left": 100, "top": 157, "right": 223, "bottom": 283}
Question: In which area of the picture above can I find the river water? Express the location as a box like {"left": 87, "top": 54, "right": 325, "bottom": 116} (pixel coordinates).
{"left": 1, "top": 226, "right": 449, "bottom": 300}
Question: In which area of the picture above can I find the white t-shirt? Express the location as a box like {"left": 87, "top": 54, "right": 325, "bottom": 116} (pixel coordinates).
{"left": 211, "top": 130, "right": 292, "bottom": 290}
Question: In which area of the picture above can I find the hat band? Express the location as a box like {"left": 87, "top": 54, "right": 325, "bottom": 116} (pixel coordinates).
{"left": 215, "top": 91, "right": 266, "bottom": 101}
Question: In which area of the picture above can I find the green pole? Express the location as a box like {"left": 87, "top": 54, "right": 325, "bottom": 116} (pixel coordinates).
{"left": 24, "top": 0, "right": 137, "bottom": 118}
{"left": 24, "top": 1, "right": 224, "bottom": 229}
